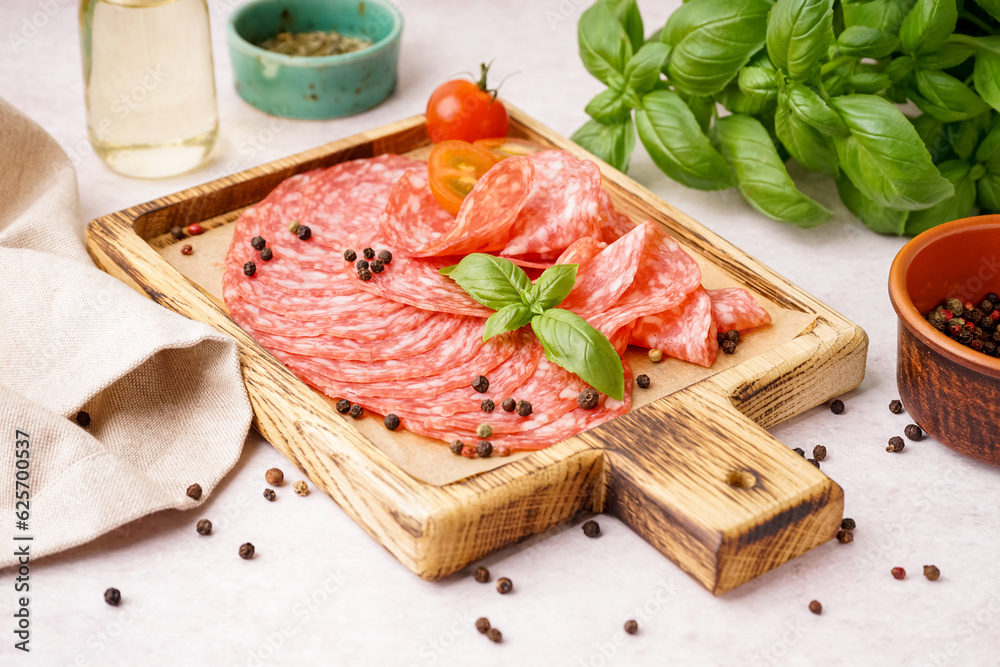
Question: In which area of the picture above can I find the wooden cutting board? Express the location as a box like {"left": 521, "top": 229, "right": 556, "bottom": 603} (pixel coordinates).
{"left": 85, "top": 104, "right": 867, "bottom": 595}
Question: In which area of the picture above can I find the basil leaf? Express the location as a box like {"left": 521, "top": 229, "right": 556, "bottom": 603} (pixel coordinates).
{"left": 911, "top": 113, "right": 951, "bottom": 163}
{"left": 946, "top": 121, "right": 979, "bottom": 162}
{"left": 915, "top": 42, "right": 975, "bottom": 70}
{"left": 775, "top": 92, "right": 838, "bottom": 175}
{"left": 885, "top": 55, "right": 915, "bottom": 85}
{"left": 837, "top": 26, "right": 900, "bottom": 58}
{"left": 975, "top": 120, "right": 1000, "bottom": 168}
{"left": 738, "top": 66, "right": 780, "bottom": 104}
{"left": 440, "top": 254, "right": 532, "bottom": 310}
{"left": 531, "top": 308, "right": 624, "bottom": 401}
{"left": 786, "top": 83, "right": 849, "bottom": 136}
{"left": 604, "top": 0, "right": 645, "bottom": 53}
{"left": 909, "top": 70, "right": 991, "bottom": 122}
{"left": 483, "top": 304, "right": 533, "bottom": 343}
{"left": 830, "top": 94, "right": 955, "bottom": 210}
{"left": 899, "top": 0, "right": 957, "bottom": 55}
{"left": 905, "top": 160, "right": 977, "bottom": 234}
{"left": 585, "top": 88, "right": 632, "bottom": 124}
{"left": 678, "top": 90, "right": 715, "bottom": 133}
{"left": 842, "top": 0, "right": 916, "bottom": 33}
{"left": 836, "top": 173, "right": 909, "bottom": 234}
{"left": 578, "top": 0, "right": 633, "bottom": 86}
{"left": 624, "top": 42, "right": 670, "bottom": 95}
{"left": 847, "top": 68, "right": 892, "bottom": 94}
{"left": 715, "top": 114, "right": 832, "bottom": 226}
{"left": 716, "top": 80, "right": 776, "bottom": 116}
{"left": 662, "top": 0, "right": 771, "bottom": 96}
{"left": 571, "top": 117, "right": 636, "bottom": 173}
{"left": 766, "top": 0, "right": 834, "bottom": 81}
{"left": 529, "top": 264, "right": 579, "bottom": 314}
{"left": 971, "top": 37, "right": 1000, "bottom": 114}
{"left": 978, "top": 171, "right": 1000, "bottom": 211}
{"left": 636, "top": 90, "right": 734, "bottom": 190}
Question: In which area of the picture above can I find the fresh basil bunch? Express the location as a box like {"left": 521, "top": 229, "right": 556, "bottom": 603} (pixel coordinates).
{"left": 573, "top": 0, "right": 1000, "bottom": 235}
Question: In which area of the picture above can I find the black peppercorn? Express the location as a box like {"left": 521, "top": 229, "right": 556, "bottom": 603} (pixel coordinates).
{"left": 830, "top": 399, "right": 845, "bottom": 415}
{"left": 515, "top": 400, "right": 532, "bottom": 417}
{"left": 624, "top": 620, "right": 639, "bottom": 635}
{"left": 104, "top": 588, "right": 121, "bottom": 606}
{"left": 807, "top": 458, "right": 820, "bottom": 468}
{"left": 836, "top": 529, "right": 853, "bottom": 543}
{"left": 716, "top": 332, "right": 725, "bottom": 345}
{"left": 239, "top": 543, "right": 255, "bottom": 560}
{"left": 502, "top": 397, "right": 516, "bottom": 412}
{"left": 496, "top": 578, "right": 512, "bottom": 594}
{"left": 582, "top": 520, "right": 600, "bottom": 538}
{"left": 335, "top": 399, "right": 351, "bottom": 414}
{"left": 793, "top": 447, "right": 805, "bottom": 457}
{"left": 349, "top": 403, "right": 364, "bottom": 419}
{"left": 263, "top": 488, "right": 276, "bottom": 502}
{"left": 904, "top": 424, "right": 923, "bottom": 441}
{"left": 809, "top": 600, "right": 822, "bottom": 615}
{"left": 481, "top": 399, "right": 495, "bottom": 413}
{"left": 243, "top": 261, "right": 256, "bottom": 277}
{"left": 251, "top": 236, "right": 266, "bottom": 250}
{"left": 924, "top": 565, "right": 941, "bottom": 581}
{"left": 887, "top": 436, "right": 905, "bottom": 452}
{"left": 377, "top": 249, "right": 392, "bottom": 264}
{"left": 370, "top": 258, "right": 384, "bottom": 274}
{"left": 475, "top": 617, "right": 491, "bottom": 634}
{"left": 486, "top": 628, "right": 502, "bottom": 643}
{"left": 356, "top": 259, "right": 369, "bottom": 271}
{"left": 196, "top": 519, "right": 212, "bottom": 535}
{"left": 721, "top": 339, "right": 737, "bottom": 354}
{"left": 76, "top": 410, "right": 91, "bottom": 427}
{"left": 841, "top": 517, "right": 856, "bottom": 531}
{"left": 259, "top": 247, "right": 273, "bottom": 261}
{"left": 449, "top": 440, "right": 464, "bottom": 455}
{"left": 726, "top": 330, "right": 740, "bottom": 344}
{"left": 384, "top": 414, "right": 400, "bottom": 431}
{"left": 297, "top": 226, "right": 311, "bottom": 240}
{"left": 577, "top": 388, "right": 599, "bottom": 410}
{"left": 472, "top": 375, "right": 490, "bottom": 393}
{"left": 363, "top": 247, "right": 375, "bottom": 260}
{"left": 989, "top": 292, "right": 1000, "bottom": 303}
{"left": 474, "top": 566, "right": 490, "bottom": 583}
{"left": 358, "top": 267, "right": 372, "bottom": 281}
{"left": 344, "top": 249, "right": 357, "bottom": 262}
{"left": 476, "top": 440, "right": 493, "bottom": 458}
{"left": 636, "top": 374, "right": 651, "bottom": 389}
{"left": 186, "top": 483, "right": 202, "bottom": 501}
{"left": 889, "top": 399, "right": 903, "bottom": 414}
{"left": 813, "top": 445, "right": 827, "bottom": 461}
{"left": 170, "top": 225, "right": 185, "bottom": 240}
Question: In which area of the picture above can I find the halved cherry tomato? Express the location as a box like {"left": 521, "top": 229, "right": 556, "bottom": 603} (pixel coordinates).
{"left": 473, "top": 137, "right": 548, "bottom": 160}
{"left": 427, "top": 140, "right": 499, "bottom": 215}
{"left": 426, "top": 64, "right": 509, "bottom": 143}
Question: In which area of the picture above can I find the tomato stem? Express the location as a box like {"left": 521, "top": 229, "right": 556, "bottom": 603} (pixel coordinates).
{"left": 477, "top": 61, "right": 498, "bottom": 102}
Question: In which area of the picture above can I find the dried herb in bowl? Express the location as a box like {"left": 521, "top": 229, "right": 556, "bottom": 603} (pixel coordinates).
{"left": 258, "top": 30, "right": 372, "bottom": 57}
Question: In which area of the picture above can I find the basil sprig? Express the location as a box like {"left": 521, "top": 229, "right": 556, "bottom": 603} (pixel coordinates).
{"left": 442, "top": 255, "right": 625, "bottom": 401}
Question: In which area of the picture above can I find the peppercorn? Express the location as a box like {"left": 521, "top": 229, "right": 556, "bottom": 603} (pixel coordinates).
{"left": 259, "top": 247, "right": 273, "bottom": 261}
{"left": 104, "top": 588, "right": 121, "bottom": 606}
{"left": 891, "top": 566, "right": 906, "bottom": 580}
{"left": 293, "top": 480, "right": 309, "bottom": 496}
{"left": 486, "top": 628, "right": 502, "bottom": 643}
{"left": 648, "top": 348, "right": 663, "bottom": 363}
{"left": 336, "top": 399, "right": 351, "bottom": 414}
{"left": 989, "top": 292, "right": 1000, "bottom": 303}
{"left": 263, "top": 488, "right": 276, "bottom": 502}
{"left": 475, "top": 617, "right": 491, "bottom": 633}
{"left": 265, "top": 468, "right": 284, "bottom": 486}
{"left": 370, "top": 258, "right": 384, "bottom": 274}
{"left": 288, "top": 220, "right": 300, "bottom": 234}
{"left": 358, "top": 267, "right": 372, "bottom": 281}
{"left": 972, "top": 339, "right": 985, "bottom": 352}
{"left": 349, "top": 403, "right": 364, "bottom": 419}
{"left": 793, "top": 447, "right": 805, "bottom": 457}
{"left": 497, "top": 445, "right": 511, "bottom": 457}
{"left": 472, "top": 375, "right": 490, "bottom": 393}
{"left": 377, "top": 249, "right": 392, "bottom": 264}
{"left": 721, "top": 340, "right": 737, "bottom": 354}
{"left": 477, "top": 424, "right": 493, "bottom": 439}
{"left": 502, "top": 397, "right": 516, "bottom": 412}
{"left": 363, "top": 247, "right": 375, "bottom": 260}
{"left": 461, "top": 445, "right": 476, "bottom": 458}
{"left": 180, "top": 244, "right": 193, "bottom": 255}
{"left": 449, "top": 440, "right": 464, "bottom": 455}
{"left": 496, "top": 578, "right": 512, "bottom": 594}
{"left": 636, "top": 374, "right": 651, "bottom": 389}
{"left": 477, "top": 440, "right": 493, "bottom": 458}
{"left": 475, "top": 566, "right": 490, "bottom": 583}
{"left": 481, "top": 399, "right": 495, "bottom": 413}
{"left": 940, "top": 309, "right": 954, "bottom": 321}
{"left": 251, "top": 236, "right": 266, "bottom": 250}
{"left": 186, "top": 484, "right": 203, "bottom": 501}
{"left": 812, "top": 445, "right": 827, "bottom": 461}
{"left": 186, "top": 223, "right": 205, "bottom": 236}
{"left": 196, "top": 519, "right": 212, "bottom": 535}
{"left": 830, "top": 399, "right": 845, "bottom": 414}
{"left": 726, "top": 330, "right": 740, "bottom": 344}
{"left": 924, "top": 565, "right": 941, "bottom": 581}
{"left": 808, "top": 458, "right": 820, "bottom": 468}
{"left": 886, "top": 436, "right": 905, "bottom": 453}
{"left": 297, "top": 225, "right": 311, "bottom": 241}
{"left": 582, "top": 520, "right": 600, "bottom": 538}
{"left": 515, "top": 400, "right": 532, "bottom": 417}
{"left": 239, "top": 543, "right": 255, "bottom": 560}
{"left": 356, "top": 259, "right": 369, "bottom": 270}
{"left": 904, "top": 424, "right": 923, "bottom": 441}
{"left": 384, "top": 414, "right": 400, "bottom": 431}
{"left": 889, "top": 399, "right": 903, "bottom": 414}
{"left": 970, "top": 308, "right": 984, "bottom": 324}
{"left": 577, "top": 387, "right": 599, "bottom": 410}
{"left": 716, "top": 332, "right": 725, "bottom": 345}
{"left": 841, "top": 517, "right": 856, "bottom": 531}
{"left": 243, "top": 261, "right": 256, "bottom": 277}
{"left": 836, "top": 529, "right": 853, "bottom": 544}
{"left": 808, "top": 600, "right": 822, "bottom": 615}
{"left": 344, "top": 249, "right": 357, "bottom": 262}
{"left": 946, "top": 297, "right": 964, "bottom": 314}
{"left": 620, "top": 620, "right": 638, "bottom": 636}
{"left": 169, "top": 225, "right": 185, "bottom": 240}
{"left": 76, "top": 410, "right": 91, "bottom": 427}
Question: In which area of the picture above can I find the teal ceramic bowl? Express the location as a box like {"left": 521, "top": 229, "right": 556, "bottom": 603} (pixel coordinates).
{"left": 226, "top": 0, "right": 402, "bottom": 119}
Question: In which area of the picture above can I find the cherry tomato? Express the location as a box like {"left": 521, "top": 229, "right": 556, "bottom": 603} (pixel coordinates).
{"left": 426, "top": 64, "right": 509, "bottom": 143}
{"left": 473, "top": 137, "right": 547, "bottom": 161}
{"left": 427, "top": 140, "right": 498, "bottom": 215}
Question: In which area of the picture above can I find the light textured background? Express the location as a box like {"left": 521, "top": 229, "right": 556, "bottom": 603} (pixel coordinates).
{"left": 1, "top": 1, "right": 997, "bottom": 665}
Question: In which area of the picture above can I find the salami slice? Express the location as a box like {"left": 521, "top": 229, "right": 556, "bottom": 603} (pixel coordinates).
{"left": 629, "top": 287, "right": 718, "bottom": 367}
{"left": 559, "top": 222, "right": 648, "bottom": 317}
{"left": 708, "top": 288, "right": 772, "bottom": 332}
{"left": 555, "top": 237, "right": 606, "bottom": 267}
{"left": 378, "top": 170, "right": 457, "bottom": 252}
{"left": 598, "top": 188, "right": 636, "bottom": 243}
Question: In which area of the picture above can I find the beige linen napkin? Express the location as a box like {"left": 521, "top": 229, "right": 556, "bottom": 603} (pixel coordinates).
{"left": 0, "top": 97, "right": 252, "bottom": 567}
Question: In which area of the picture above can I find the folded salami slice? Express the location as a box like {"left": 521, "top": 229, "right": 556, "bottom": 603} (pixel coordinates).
{"left": 708, "top": 288, "right": 773, "bottom": 332}
{"left": 629, "top": 287, "right": 718, "bottom": 367}
{"left": 598, "top": 188, "right": 636, "bottom": 243}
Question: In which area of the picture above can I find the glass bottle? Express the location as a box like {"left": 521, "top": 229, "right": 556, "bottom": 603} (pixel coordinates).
{"left": 79, "top": 0, "right": 218, "bottom": 179}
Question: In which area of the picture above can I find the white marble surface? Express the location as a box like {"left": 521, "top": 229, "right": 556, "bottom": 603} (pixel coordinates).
{"left": 3, "top": 1, "right": 1000, "bottom": 665}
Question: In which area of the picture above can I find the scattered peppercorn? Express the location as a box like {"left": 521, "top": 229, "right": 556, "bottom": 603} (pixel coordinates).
{"left": 472, "top": 375, "right": 490, "bottom": 393}
{"left": 496, "top": 578, "right": 512, "bottom": 594}
{"left": 486, "top": 628, "right": 502, "bottom": 643}
{"left": 384, "top": 414, "right": 400, "bottom": 431}
{"left": 887, "top": 436, "right": 905, "bottom": 453}
{"left": 363, "top": 247, "right": 375, "bottom": 260}
{"left": 624, "top": 620, "right": 638, "bottom": 635}
{"left": 891, "top": 566, "right": 906, "bottom": 580}
{"left": 497, "top": 445, "right": 511, "bottom": 457}
{"left": 726, "top": 330, "right": 741, "bottom": 344}
{"left": 358, "top": 267, "right": 372, "bottom": 281}
{"left": 924, "top": 565, "right": 941, "bottom": 581}
{"left": 808, "top": 600, "right": 822, "bottom": 615}
{"left": 449, "top": 440, "right": 464, "bottom": 455}
{"left": 889, "top": 399, "right": 903, "bottom": 414}
{"left": 349, "top": 403, "right": 364, "bottom": 419}
{"left": 344, "top": 249, "right": 357, "bottom": 262}
{"left": 336, "top": 399, "right": 351, "bottom": 414}
{"left": 259, "top": 247, "right": 273, "bottom": 261}
{"left": 263, "top": 488, "right": 276, "bottom": 501}
{"left": 186, "top": 223, "right": 205, "bottom": 236}
{"left": 582, "top": 520, "right": 600, "bottom": 538}
{"left": 475, "top": 617, "right": 491, "bottom": 634}
{"left": 793, "top": 447, "right": 805, "bottom": 457}
{"left": 808, "top": 458, "right": 820, "bottom": 468}
{"left": 830, "top": 399, "right": 845, "bottom": 414}
{"left": 721, "top": 340, "right": 737, "bottom": 355}
{"left": 476, "top": 424, "right": 493, "bottom": 439}
{"left": 196, "top": 519, "right": 212, "bottom": 535}
{"left": 243, "top": 261, "right": 256, "bottom": 277}
{"left": 293, "top": 480, "right": 309, "bottom": 496}
{"left": 475, "top": 566, "right": 490, "bottom": 583}
{"left": 180, "top": 244, "right": 193, "bottom": 255}
{"left": 356, "top": 259, "right": 369, "bottom": 270}
{"left": 76, "top": 410, "right": 91, "bottom": 427}
{"left": 377, "top": 249, "right": 392, "bottom": 264}
{"left": 370, "top": 258, "right": 384, "bottom": 274}
{"left": 186, "top": 484, "right": 203, "bottom": 501}
{"left": 104, "top": 588, "right": 121, "bottom": 606}
{"left": 813, "top": 445, "right": 827, "bottom": 461}
{"left": 717, "top": 332, "right": 725, "bottom": 345}
{"left": 515, "top": 400, "right": 532, "bottom": 417}
{"left": 636, "top": 374, "right": 651, "bottom": 389}
{"left": 477, "top": 440, "right": 493, "bottom": 458}
{"left": 481, "top": 399, "right": 495, "bottom": 413}
{"left": 239, "top": 543, "right": 255, "bottom": 560}
{"left": 502, "top": 397, "right": 516, "bottom": 412}
{"left": 251, "top": 236, "right": 266, "bottom": 250}
{"left": 461, "top": 445, "right": 476, "bottom": 458}
{"left": 648, "top": 348, "right": 663, "bottom": 363}
{"left": 841, "top": 518, "right": 856, "bottom": 531}
{"left": 169, "top": 225, "right": 185, "bottom": 240}
{"left": 297, "top": 225, "right": 311, "bottom": 240}
{"left": 288, "top": 220, "right": 300, "bottom": 234}
{"left": 904, "top": 424, "right": 923, "bottom": 441}
{"left": 265, "top": 468, "right": 284, "bottom": 486}
{"left": 836, "top": 529, "right": 853, "bottom": 544}
{"left": 577, "top": 387, "right": 599, "bottom": 410}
